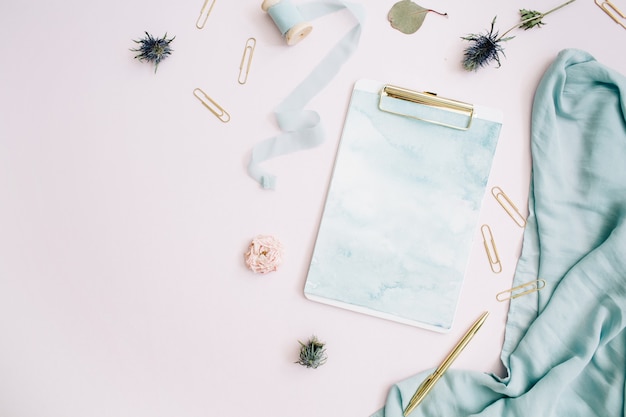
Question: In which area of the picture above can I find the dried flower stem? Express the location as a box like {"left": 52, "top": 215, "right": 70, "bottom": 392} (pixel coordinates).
{"left": 498, "top": 0, "right": 577, "bottom": 40}
{"left": 422, "top": 9, "right": 447, "bottom": 17}
{"left": 461, "top": 0, "right": 577, "bottom": 71}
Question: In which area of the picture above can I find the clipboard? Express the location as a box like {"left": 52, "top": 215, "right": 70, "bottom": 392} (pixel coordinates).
{"left": 304, "top": 79, "right": 503, "bottom": 332}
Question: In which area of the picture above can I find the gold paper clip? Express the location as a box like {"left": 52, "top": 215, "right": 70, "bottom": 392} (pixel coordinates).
{"left": 193, "top": 88, "right": 230, "bottom": 123}
{"left": 238, "top": 38, "right": 256, "bottom": 85}
{"left": 491, "top": 186, "right": 527, "bottom": 228}
{"left": 496, "top": 279, "right": 546, "bottom": 302}
{"left": 379, "top": 84, "right": 474, "bottom": 131}
{"left": 196, "top": 0, "right": 217, "bottom": 29}
{"left": 480, "top": 224, "right": 502, "bottom": 273}
{"left": 595, "top": 0, "right": 626, "bottom": 29}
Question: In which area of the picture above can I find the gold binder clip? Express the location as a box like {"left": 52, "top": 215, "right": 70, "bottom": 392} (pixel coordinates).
{"left": 196, "top": 0, "right": 217, "bottom": 29}
{"left": 378, "top": 84, "right": 474, "bottom": 131}
{"left": 480, "top": 224, "right": 502, "bottom": 274}
{"left": 193, "top": 88, "right": 230, "bottom": 123}
{"left": 238, "top": 38, "right": 256, "bottom": 85}
{"left": 491, "top": 186, "right": 526, "bottom": 228}
{"left": 595, "top": 0, "right": 626, "bottom": 29}
{"left": 496, "top": 279, "right": 546, "bottom": 302}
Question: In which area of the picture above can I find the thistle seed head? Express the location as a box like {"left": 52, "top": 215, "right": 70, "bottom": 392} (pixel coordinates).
{"left": 131, "top": 32, "right": 175, "bottom": 73}
{"left": 461, "top": 17, "right": 511, "bottom": 72}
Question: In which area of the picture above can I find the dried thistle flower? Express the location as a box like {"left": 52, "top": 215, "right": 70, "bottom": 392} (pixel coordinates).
{"left": 296, "top": 336, "right": 327, "bottom": 369}
{"left": 131, "top": 32, "right": 175, "bottom": 73}
{"left": 461, "top": 17, "right": 511, "bottom": 72}
{"left": 461, "top": 0, "right": 576, "bottom": 71}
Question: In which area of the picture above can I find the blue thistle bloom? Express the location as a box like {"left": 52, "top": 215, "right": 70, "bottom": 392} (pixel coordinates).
{"left": 461, "top": 17, "right": 511, "bottom": 72}
{"left": 461, "top": 0, "right": 576, "bottom": 72}
{"left": 132, "top": 32, "right": 175, "bottom": 73}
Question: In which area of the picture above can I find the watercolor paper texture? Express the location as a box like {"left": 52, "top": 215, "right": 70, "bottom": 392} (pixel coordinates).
{"left": 305, "top": 80, "right": 502, "bottom": 332}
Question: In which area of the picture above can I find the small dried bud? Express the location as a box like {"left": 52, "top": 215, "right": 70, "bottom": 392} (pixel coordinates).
{"left": 296, "top": 336, "right": 327, "bottom": 369}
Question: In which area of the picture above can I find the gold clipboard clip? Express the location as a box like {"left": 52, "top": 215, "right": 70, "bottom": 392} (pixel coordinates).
{"left": 595, "top": 0, "right": 626, "bottom": 29}
{"left": 491, "top": 186, "right": 527, "bottom": 228}
{"left": 378, "top": 84, "right": 474, "bottom": 131}
{"left": 480, "top": 224, "right": 502, "bottom": 273}
{"left": 496, "top": 279, "right": 546, "bottom": 302}
{"left": 196, "top": 0, "right": 217, "bottom": 29}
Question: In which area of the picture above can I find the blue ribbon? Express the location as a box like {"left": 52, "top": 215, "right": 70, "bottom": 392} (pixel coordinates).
{"left": 267, "top": 1, "right": 306, "bottom": 35}
{"left": 247, "top": 0, "right": 365, "bottom": 189}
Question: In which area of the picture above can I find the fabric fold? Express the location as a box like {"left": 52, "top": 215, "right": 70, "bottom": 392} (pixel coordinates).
{"left": 372, "top": 48, "right": 626, "bottom": 417}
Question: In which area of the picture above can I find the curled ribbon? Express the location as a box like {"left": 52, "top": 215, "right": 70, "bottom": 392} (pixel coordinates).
{"left": 247, "top": 0, "right": 365, "bottom": 189}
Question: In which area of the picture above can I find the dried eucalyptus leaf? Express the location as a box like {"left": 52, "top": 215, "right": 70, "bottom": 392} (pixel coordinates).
{"left": 388, "top": 0, "right": 428, "bottom": 34}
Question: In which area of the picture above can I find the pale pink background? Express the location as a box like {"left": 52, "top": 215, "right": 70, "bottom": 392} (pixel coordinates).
{"left": 0, "top": 1, "right": 624, "bottom": 416}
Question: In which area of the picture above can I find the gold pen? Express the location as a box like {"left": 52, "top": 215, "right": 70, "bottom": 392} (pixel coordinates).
{"left": 403, "top": 311, "right": 489, "bottom": 416}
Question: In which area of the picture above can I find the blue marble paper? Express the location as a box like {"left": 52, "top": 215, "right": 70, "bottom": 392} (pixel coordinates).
{"left": 305, "top": 80, "right": 502, "bottom": 331}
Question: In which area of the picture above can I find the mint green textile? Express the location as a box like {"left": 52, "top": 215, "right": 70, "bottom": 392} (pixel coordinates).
{"left": 372, "top": 49, "right": 626, "bottom": 416}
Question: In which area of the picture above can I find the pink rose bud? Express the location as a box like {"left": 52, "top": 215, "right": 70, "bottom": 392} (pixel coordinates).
{"left": 244, "top": 235, "right": 284, "bottom": 274}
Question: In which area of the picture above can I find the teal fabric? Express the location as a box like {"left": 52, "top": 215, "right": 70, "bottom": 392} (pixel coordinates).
{"left": 372, "top": 49, "right": 626, "bottom": 416}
